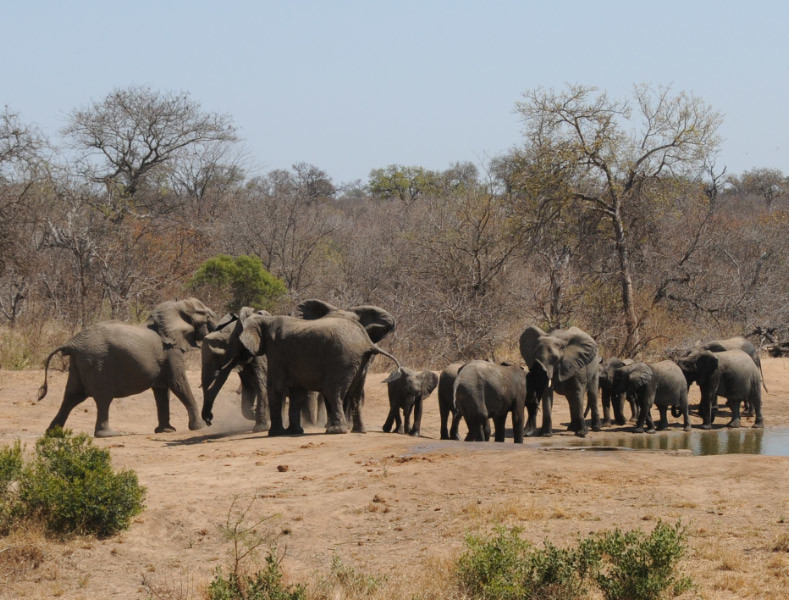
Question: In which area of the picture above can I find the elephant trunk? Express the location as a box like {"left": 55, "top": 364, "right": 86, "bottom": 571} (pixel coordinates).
{"left": 201, "top": 363, "right": 235, "bottom": 426}
{"left": 671, "top": 405, "right": 682, "bottom": 419}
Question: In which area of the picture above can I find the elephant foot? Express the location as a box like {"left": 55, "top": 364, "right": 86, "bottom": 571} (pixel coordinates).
{"left": 646, "top": 428, "right": 656, "bottom": 434}
{"left": 396, "top": 427, "right": 405, "bottom": 434}
{"left": 683, "top": 425, "right": 692, "bottom": 432}
{"left": 601, "top": 419, "right": 612, "bottom": 428}
{"left": 285, "top": 425, "right": 304, "bottom": 435}
{"left": 408, "top": 430, "right": 420, "bottom": 437}
{"left": 351, "top": 424, "right": 367, "bottom": 434}
{"left": 591, "top": 420, "right": 602, "bottom": 432}
{"left": 268, "top": 426, "right": 288, "bottom": 437}
{"left": 614, "top": 418, "right": 627, "bottom": 426}
{"left": 701, "top": 424, "right": 712, "bottom": 430}
{"left": 326, "top": 424, "right": 349, "bottom": 434}
{"left": 188, "top": 420, "right": 206, "bottom": 431}
{"left": 539, "top": 428, "right": 553, "bottom": 437}
{"left": 154, "top": 424, "right": 176, "bottom": 434}
{"left": 726, "top": 419, "right": 741, "bottom": 429}
{"left": 252, "top": 422, "right": 270, "bottom": 433}
{"left": 633, "top": 427, "right": 644, "bottom": 434}
{"left": 452, "top": 433, "right": 461, "bottom": 441}
{"left": 574, "top": 430, "right": 587, "bottom": 438}
{"left": 95, "top": 428, "right": 123, "bottom": 438}
{"left": 752, "top": 420, "right": 764, "bottom": 429}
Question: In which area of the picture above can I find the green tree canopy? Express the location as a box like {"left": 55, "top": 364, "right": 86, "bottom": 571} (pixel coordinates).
{"left": 189, "top": 254, "right": 286, "bottom": 313}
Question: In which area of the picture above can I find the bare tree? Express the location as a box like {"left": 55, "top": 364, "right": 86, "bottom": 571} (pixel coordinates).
{"left": 732, "top": 167, "right": 786, "bottom": 211}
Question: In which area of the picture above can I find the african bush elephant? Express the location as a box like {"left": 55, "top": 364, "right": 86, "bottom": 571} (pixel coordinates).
{"left": 38, "top": 298, "right": 219, "bottom": 437}
{"left": 611, "top": 361, "right": 691, "bottom": 433}
{"left": 382, "top": 367, "right": 438, "bottom": 436}
{"left": 519, "top": 326, "right": 599, "bottom": 437}
{"left": 696, "top": 337, "right": 766, "bottom": 413}
{"left": 595, "top": 357, "right": 635, "bottom": 426}
{"left": 202, "top": 301, "right": 401, "bottom": 435}
{"left": 454, "top": 361, "right": 526, "bottom": 443}
{"left": 201, "top": 307, "right": 271, "bottom": 432}
{"left": 438, "top": 362, "right": 464, "bottom": 440}
{"left": 675, "top": 349, "right": 763, "bottom": 429}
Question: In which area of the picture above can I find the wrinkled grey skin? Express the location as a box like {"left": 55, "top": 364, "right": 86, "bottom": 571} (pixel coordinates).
{"left": 438, "top": 362, "right": 464, "bottom": 440}
{"left": 676, "top": 349, "right": 764, "bottom": 429}
{"left": 612, "top": 361, "right": 691, "bottom": 433}
{"left": 201, "top": 308, "right": 271, "bottom": 433}
{"left": 454, "top": 361, "right": 526, "bottom": 443}
{"left": 694, "top": 337, "right": 766, "bottom": 413}
{"left": 519, "top": 326, "right": 599, "bottom": 437}
{"left": 204, "top": 300, "right": 401, "bottom": 435}
{"left": 38, "top": 298, "right": 218, "bottom": 437}
{"left": 383, "top": 367, "right": 438, "bottom": 436}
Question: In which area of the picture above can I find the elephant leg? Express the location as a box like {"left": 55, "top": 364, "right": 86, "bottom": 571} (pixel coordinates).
{"left": 601, "top": 389, "right": 612, "bottom": 427}
{"left": 644, "top": 409, "right": 656, "bottom": 433}
{"left": 169, "top": 369, "right": 206, "bottom": 431}
{"left": 410, "top": 398, "right": 423, "bottom": 437}
{"left": 401, "top": 405, "right": 411, "bottom": 435}
{"left": 153, "top": 387, "right": 176, "bottom": 433}
{"left": 47, "top": 369, "right": 88, "bottom": 432}
{"left": 656, "top": 406, "right": 668, "bottom": 431}
{"left": 587, "top": 386, "right": 601, "bottom": 432}
{"left": 751, "top": 389, "right": 764, "bottom": 428}
{"left": 382, "top": 405, "right": 397, "bottom": 432}
{"left": 512, "top": 403, "right": 524, "bottom": 444}
{"left": 524, "top": 402, "right": 538, "bottom": 437}
{"left": 253, "top": 388, "right": 270, "bottom": 433}
{"left": 493, "top": 414, "right": 506, "bottom": 442}
{"left": 349, "top": 387, "right": 366, "bottom": 433}
{"left": 725, "top": 397, "right": 741, "bottom": 429}
{"left": 286, "top": 388, "right": 306, "bottom": 435}
{"left": 449, "top": 409, "right": 462, "bottom": 441}
{"left": 570, "top": 393, "right": 588, "bottom": 438}
{"left": 628, "top": 394, "right": 638, "bottom": 422}
{"left": 267, "top": 386, "right": 287, "bottom": 436}
{"left": 324, "top": 384, "right": 350, "bottom": 435}
{"left": 483, "top": 418, "right": 491, "bottom": 441}
{"left": 633, "top": 393, "right": 649, "bottom": 434}
{"left": 699, "top": 387, "right": 715, "bottom": 429}
{"left": 439, "top": 402, "right": 450, "bottom": 440}
{"left": 539, "top": 390, "right": 553, "bottom": 437}
{"left": 93, "top": 395, "right": 121, "bottom": 437}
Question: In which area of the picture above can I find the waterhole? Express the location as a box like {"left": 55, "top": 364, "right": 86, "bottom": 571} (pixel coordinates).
{"left": 547, "top": 427, "right": 789, "bottom": 457}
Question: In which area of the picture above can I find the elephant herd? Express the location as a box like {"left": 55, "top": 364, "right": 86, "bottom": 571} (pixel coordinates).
{"left": 36, "top": 298, "right": 765, "bottom": 443}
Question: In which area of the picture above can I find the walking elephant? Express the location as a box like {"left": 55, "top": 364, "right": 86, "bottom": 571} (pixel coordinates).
{"left": 382, "top": 367, "right": 438, "bottom": 436}
{"left": 519, "top": 325, "right": 599, "bottom": 437}
{"left": 38, "top": 298, "right": 219, "bottom": 437}
{"left": 675, "top": 349, "right": 763, "bottom": 429}
{"left": 438, "top": 362, "right": 464, "bottom": 440}
{"left": 454, "top": 361, "right": 526, "bottom": 443}
{"left": 695, "top": 337, "right": 767, "bottom": 413}
{"left": 201, "top": 307, "right": 271, "bottom": 432}
{"left": 611, "top": 361, "right": 691, "bottom": 433}
{"left": 588, "top": 357, "right": 635, "bottom": 427}
{"left": 202, "top": 301, "right": 402, "bottom": 435}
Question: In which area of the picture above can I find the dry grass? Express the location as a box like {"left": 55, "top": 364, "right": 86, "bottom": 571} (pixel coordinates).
{"left": 0, "top": 525, "right": 47, "bottom": 582}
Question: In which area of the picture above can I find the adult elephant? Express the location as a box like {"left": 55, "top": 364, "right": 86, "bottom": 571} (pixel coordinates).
{"left": 519, "top": 325, "right": 599, "bottom": 437}
{"left": 454, "top": 361, "right": 526, "bottom": 443}
{"left": 382, "top": 367, "right": 438, "bottom": 436}
{"left": 696, "top": 337, "right": 767, "bottom": 413}
{"left": 296, "top": 300, "right": 396, "bottom": 432}
{"left": 675, "top": 349, "right": 763, "bottom": 429}
{"left": 37, "top": 298, "right": 218, "bottom": 437}
{"left": 201, "top": 307, "right": 271, "bottom": 432}
{"left": 611, "top": 361, "right": 691, "bottom": 433}
{"left": 438, "top": 362, "right": 464, "bottom": 440}
{"left": 202, "top": 301, "right": 402, "bottom": 435}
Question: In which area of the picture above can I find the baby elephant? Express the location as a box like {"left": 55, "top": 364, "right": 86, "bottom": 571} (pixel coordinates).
{"left": 383, "top": 367, "right": 438, "bottom": 436}
{"left": 612, "top": 361, "right": 691, "bottom": 433}
{"left": 455, "top": 360, "right": 526, "bottom": 443}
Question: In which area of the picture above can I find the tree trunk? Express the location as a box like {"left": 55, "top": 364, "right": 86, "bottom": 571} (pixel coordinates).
{"left": 611, "top": 207, "right": 639, "bottom": 355}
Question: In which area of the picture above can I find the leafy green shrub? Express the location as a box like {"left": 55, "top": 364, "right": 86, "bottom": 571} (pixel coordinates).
{"left": 16, "top": 428, "right": 145, "bottom": 537}
{"left": 207, "top": 551, "right": 306, "bottom": 600}
{"left": 456, "top": 522, "right": 690, "bottom": 600}
{"left": 595, "top": 521, "right": 692, "bottom": 600}
{"left": 189, "top": 254, "right": 287, "bottom": 313}
{"left": 0, "top": 440, "right": 24, "bottom": 533}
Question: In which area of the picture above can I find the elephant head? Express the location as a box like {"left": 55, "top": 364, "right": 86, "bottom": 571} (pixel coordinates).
{"left": 519, "top": 325, "right": 598, "bottom": 387}
{"left": 296, "top": 299, "right": 395, "bottom": 343}
{"left": 146, "top": 297, "right": 219, "bottom": 351}
{"left": 612, "top": 362, "right": 653, "bottom": 397}
{"left": 200, "top": 307, "right": 270, "bottom": 425}
{"left": 393, "top": 368, "right": 439, "bottom": 405}
{"left": 675, "top": 350, "right": 719, "bottom": 387}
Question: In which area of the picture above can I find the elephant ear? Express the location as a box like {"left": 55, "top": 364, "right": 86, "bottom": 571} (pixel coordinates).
{"left": 349, "top": 305, "right": 396, "bottom": 343}
{"left": 556, "top": 327, "right": 598, "bottom": 382}
{"left": 624, "top": 362, "right": 653, "bottom": 392}
{"left": 519, "top": 325, "right": 547, "bottom": 368}
{"left": 702, "top": 341, "right": 728, "bottom": 353}
{"left": 215, "top": 312, "right": 238, "bottom": 331}
{"left": 238, "top": 314, "right": 268, "bottom": 358}
{"left": 419, "top": 371, "right": 439, "bottom": 399}
{"left": 296, "top": 299, "right": 339, "bottom": 320}
{"left": 147, "top": 299, "right": 200, "bottom": 351}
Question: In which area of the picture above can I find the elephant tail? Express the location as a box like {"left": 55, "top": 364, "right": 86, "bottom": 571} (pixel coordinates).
{"left": 671, "top": 405, "right": 682, "bottom": 419}
{"left": 37, "top": 346, "right": 69, "bottom": 402}
{"left": 373, "top": 345, "right": 403, "bottom": 381}
{"left": 758, "top": 362, "right": 768, "bottom": 393}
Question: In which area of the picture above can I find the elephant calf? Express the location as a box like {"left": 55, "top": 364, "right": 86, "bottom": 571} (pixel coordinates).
{"left": 437, "top": 362, "right": 464, "bottom": 440}
{"left": 454, "top": 361, "right": 526, "bottom": 443}
{"left": 383, "top": 367, "right": 438, "bottom": 436}
{"left": 612, "top": 361, "right": 691, "bottom": 433}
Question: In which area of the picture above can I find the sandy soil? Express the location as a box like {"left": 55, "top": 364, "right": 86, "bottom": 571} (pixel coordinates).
{"left": 0, "top": 358, "right": 787, "bottom": 599}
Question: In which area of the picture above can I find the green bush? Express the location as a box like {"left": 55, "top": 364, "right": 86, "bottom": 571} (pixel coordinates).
{"left": 12, "top": 428, "right": 145, "bottom": 537}
{"left": 456, "top": 522, "right": 690, "bottom": 600}
{"left": 207, "top": 551, "right": 307, "bottom": 600}
{"left": 595, "top": 521, "right": 692, "bottom": 600}
{"left": 0, "top": 440, "right": 24, "bottom": 533}
{"left": 189, "top": 254, "right": 287, "bottom": 313}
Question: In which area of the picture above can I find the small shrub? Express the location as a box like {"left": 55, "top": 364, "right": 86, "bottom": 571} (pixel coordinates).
{"left": 17, "top": 428, "right": 145, "bottom": 537}
{"left": 0, "top": 440, "right": 24, "bottom": 533}
{"left": 595, "top": 520, "right": 693, "bottom": 600}
{"left": 456, "top": 526, "right": 531, "bottom": 600}
{"left": 207, "top": 551, "right": 306, "bottom": 600}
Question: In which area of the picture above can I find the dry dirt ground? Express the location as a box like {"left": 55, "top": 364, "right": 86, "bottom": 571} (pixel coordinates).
{"left": 1, "top": 358, "right": 788, "bottom": 599}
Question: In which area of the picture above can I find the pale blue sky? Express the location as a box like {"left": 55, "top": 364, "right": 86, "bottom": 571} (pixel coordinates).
{"left": 2, "top": 0, "right": 787, "bottom": 183}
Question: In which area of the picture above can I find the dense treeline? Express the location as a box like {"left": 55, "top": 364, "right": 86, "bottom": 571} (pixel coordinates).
{"left": 1, "top": 85, "right": 787, "bottom": 368}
